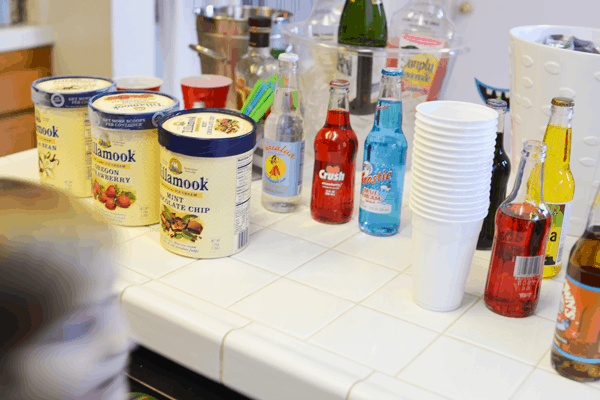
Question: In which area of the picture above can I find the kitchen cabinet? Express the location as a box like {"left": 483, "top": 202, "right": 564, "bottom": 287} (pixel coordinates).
{"left": 0, "top": 45, "right": 52, "bottom": 156}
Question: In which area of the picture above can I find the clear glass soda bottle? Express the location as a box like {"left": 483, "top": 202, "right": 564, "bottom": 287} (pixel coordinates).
{"left": 311, "top": 79, "right": 358, "bottom": 224}
{"left": 387, "top": 0, "right": 455, "bottom": 125}
{"left": 551, "top": 185, "right": 600, "bottom": 382}
{"left": 484, "top": 140, "right": 552, "bottom": 318}
{"left": 477, "top": 99, "right": 511, "bottom": 250}
{"left": 540, "top": 97, "right": 575, "bottom": 279}
{"left": 358, "top": 67, "right": 407, "bottom": 236}
{"left": 261, "top": 53, "right": 305, "bottom": 213}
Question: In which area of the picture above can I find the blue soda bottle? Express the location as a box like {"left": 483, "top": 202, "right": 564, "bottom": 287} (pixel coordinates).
{"left": 358, "top": 67, "right": 407, "bottom": 236}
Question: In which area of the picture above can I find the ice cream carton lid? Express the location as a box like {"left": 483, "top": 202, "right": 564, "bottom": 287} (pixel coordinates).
{"left": 88, "top": 91, "right": 179, "bottom": 130}
{"left": 32, "top": 76, "right": 116, "bottom": 109}
{"left": 158, "top": 109, "right": 257, "bottom": 158}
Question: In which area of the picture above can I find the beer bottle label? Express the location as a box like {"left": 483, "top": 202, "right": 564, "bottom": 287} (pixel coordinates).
{"left": 553, "top": 275, "right": 600, "bottom": 364}
{"left": 545, "top": 201, "right": 573, "bottom": 267}
{"left": 262, "top": 139, "right": 304, "bottom": 197}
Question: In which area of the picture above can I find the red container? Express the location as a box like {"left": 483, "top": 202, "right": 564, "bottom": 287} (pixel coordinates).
{"left": 180, "top": 75, "right": 232, "bottom": 109}
{"left": 114, "top": 76, "right": 162, "bottom": 91}
{"left": 311, "top": 80, "right": 358, "bottom": 224}
{"left": 484, "top": 203, "right": 551, "bottom": 317}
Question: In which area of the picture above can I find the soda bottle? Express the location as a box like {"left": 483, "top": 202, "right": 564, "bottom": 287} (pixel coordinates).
{"left": 234, "top": 16, "right": 278, "bottom": 180}
{"left": 484, "top": 140, "right": 552, "bottom": 318}
{"left": 477, "top": 99, "right": 511, "bottom": 250}
{"left": 337, "top": 0, "right": 388, "bottom": 116}
{"left": 262, "top": 53, "right": 305, "bottom": 213}
{"left": 386, "top": 0, "right": 454, "bottom": 124}
{"left": 551, "top": 186, "right": 600, "bottom": 382}
{"left": 358, "top": 67, "right": 407, "bottom": 235}
{"left": 311, "top": 79, "right": 358, "bottom": 224}
{"left": 540, "top": 97, "right": 575, "bottom": 278}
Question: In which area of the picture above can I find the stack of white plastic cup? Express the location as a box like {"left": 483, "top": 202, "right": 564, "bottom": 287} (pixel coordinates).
{"left": 410, "top": 101, "right": 499, "bottom": 312}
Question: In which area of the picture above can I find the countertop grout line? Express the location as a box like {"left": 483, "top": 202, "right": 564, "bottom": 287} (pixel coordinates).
{"left": 305, "top": 303, "right": 360, "bottom": 343}
{"left": 332, "top": 232, "right": 415, "bottom": 272}
{"left": 507, "top": 367, "right": 538, "bottom": 400}
{"left": 395, "top": 377, "right": 454, "bottom": 400}
{"left": 263, "top": 222, "right": 358, "bottom": 250}
{"left": 218, "top": 320, "right": 253, "bottom": 384}
{"left": 344, "top": 370, "right": 377, "bottom": 400}
{"left": 395, "top": 296, "right": 483, "bottom": 379}
{"left": 224, "top": 275, "right": 287, "bottom": 311}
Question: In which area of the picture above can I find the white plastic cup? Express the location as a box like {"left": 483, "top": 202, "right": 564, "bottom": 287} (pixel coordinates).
{"left": 414, "top": 135, "right": 494, "bottom": 155}
{"left": 412, "top": 172, "right": 491, "bottom": 193}
{"left": 411, "top": 155, "right": 493, "bottom": 176}
{"left": 412, "top": 147, "right": 494, "bottom": 169}
{"left": 409, "top": 198, "right": 489, "bottom": 220}
{"left": 412, "top": 162, "right": 492, "bottom": 185}
{"left": 114, "top": 76, "right": 163, "bottom": 91}
{"left": 414, "top": 114, "right": 497, "bottom": 134}
{"left": 411, "top": 211, "right": 485, "bottom": 312}
{"left": 410, "top": 189, "right": 490, "bottom": 210}
{"left": 411, "top": 158, "right": 491, "bottom": 179}
{"left": 413, "top": 143, "right": 495, "bottom": 164}
{"left": 415, "top": 127, "right": 496, "bottom": 147}
{"left": 410, "top": 184, "right": 490, "bottom": 203}
{"left": 412, "top": 166, "right": 492, "bottom": 188}
{"left": 416, "top": 101, "right": 499, "bottom": 127}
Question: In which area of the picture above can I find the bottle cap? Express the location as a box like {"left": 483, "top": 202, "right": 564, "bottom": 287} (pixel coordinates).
{"left": 551, "top": 97, "right": 575, "bottom": 107}
{"left": 279, "top": 53, "right": 299, "bottom": 62}
{"left": 330, "top": 79, "right": 350, "bottom": 88}
{"left": 249, "top": 16, "right": 272, "bottom": 28}
{"left": 486, "top": 98, "right": 507, "bottom": 110}
{"left": 382, "top": 67, "right": 403, "bottom": 77}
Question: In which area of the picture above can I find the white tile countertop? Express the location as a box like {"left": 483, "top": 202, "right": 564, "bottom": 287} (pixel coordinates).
{"left": 0, "top": 24, "right": 54, "bottom": 53}
{"left": 2, "top": 148, "right": 600, "bottom": 400}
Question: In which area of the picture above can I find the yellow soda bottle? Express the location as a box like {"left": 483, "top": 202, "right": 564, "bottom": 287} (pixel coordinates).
{"left": 540, "top": 97, "right": 575, "bottom": 278}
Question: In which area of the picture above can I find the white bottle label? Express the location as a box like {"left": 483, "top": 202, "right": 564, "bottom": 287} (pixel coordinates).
{"left": 262, "top": 139, "right": 304, "bottom": 197}
{"left": 545, "top": 201, "right": 573, "bottom": 267}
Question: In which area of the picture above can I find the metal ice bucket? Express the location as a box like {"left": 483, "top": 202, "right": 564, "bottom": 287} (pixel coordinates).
{"left": 190, "top": 5, "right": 294, "bottom": 80}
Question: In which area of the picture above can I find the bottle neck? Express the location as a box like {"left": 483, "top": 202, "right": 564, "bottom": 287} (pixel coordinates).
{"left": 493, "top": 107, "right": 506, "bottom": 148}
{"left": 248, "top": 47, "right": 272, "bottom": 57}
{"left": 506, "top": 146, "right": 549, "bottom": 216}
{"left": 249, "top": 31, "right": 270, "bottom": 50}
{"left": 373, "top": 74, "right": 402, "bottom": 131}
{"left": 587, "top": 187, "right": 600, "bottom": 230}
{"left": 326, "top": 86, "right": 350, "bottom": 126}
{"left": 272, "top": 61, "right": 300, "bottom": 114}
{"left": 543, "top": 105, "right": 573, "bottom": 167}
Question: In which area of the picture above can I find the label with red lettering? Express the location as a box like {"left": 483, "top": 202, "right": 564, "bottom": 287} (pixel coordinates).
{"left": 262, "top": 139, "right": 304, "bottom": 197}
{"left": 553, "top": 275, "right": 600, "bottom": 364}
{"left": 359, "top": 161, "right": 394, "bottom": 214}
{"left": 316, "top": 164, "right": 346, "bottom": 197}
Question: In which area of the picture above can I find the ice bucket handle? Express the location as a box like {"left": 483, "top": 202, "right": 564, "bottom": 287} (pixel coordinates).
{"left": 189, "top": 44, "right": 230, "bottom": 62}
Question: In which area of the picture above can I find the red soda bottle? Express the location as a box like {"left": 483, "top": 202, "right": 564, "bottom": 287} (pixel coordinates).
{"left": 311, "top": 79, "right": 358, "bottom": 223}
{"left": 484, "top": 140, "right": 552, "bottom": 318}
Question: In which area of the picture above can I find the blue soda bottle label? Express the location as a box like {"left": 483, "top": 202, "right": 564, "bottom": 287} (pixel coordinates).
{"left": 262, "top": 139, "right": 304, "bottom": 197}
{"left": 359, "top": 161, "right": 395, "bottom": 214}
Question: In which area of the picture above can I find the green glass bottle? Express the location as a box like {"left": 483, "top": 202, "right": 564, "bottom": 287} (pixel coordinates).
{"left": 337, "top": 0, "right": 388, "bottom": 115}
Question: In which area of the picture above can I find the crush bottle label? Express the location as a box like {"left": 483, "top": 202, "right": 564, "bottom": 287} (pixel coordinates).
{"left": 545, "top": 202, "right": 573, "bottom": 267}
{"left": 359, "top": 161, "right": 393, "bottom": 214}
{"left": 262, "top": 139, "right": 304, "bottom": 197}
{"left": 316, "top": 164, "right": 346, "bottom": 197}
{"left": 553, "top": 276, "right": 600, "bottom": 364}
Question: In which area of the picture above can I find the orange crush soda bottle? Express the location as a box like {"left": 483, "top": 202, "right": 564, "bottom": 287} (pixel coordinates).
{"left": 551, "top": 186, "right": 600, "bottom": 382}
